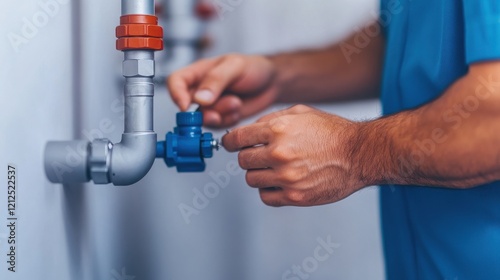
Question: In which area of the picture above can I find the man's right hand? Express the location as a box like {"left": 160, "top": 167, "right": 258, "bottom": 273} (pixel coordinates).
{"left": 167, "top": 54, "right": 280, "bottom": 128}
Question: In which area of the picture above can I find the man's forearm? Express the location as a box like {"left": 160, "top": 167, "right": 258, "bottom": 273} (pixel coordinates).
{"left": 354, "top": 62, "right": 500, "bottom": 189}
{"left": 269, "top": 23, "right": 385, "bottom": 104}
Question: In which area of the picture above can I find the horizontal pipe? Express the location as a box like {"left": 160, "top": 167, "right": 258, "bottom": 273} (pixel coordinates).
{"left": 44, "top": 141, "right": 90, "bottom": 183}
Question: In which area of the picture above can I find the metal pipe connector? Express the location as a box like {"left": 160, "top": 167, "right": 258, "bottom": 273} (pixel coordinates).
{"left": 44, "top": 0, "right": 162, "bottom": 186}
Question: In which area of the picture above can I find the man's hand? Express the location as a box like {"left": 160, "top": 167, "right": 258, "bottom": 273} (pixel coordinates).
{"left": 168, "top": 54, "right": 279, "bottom": 128}
{"left": 222, "top": 105, "right": 364, "bottom": 207}
{"left": 167, "top": 24, "right": 385, "bottom": 128}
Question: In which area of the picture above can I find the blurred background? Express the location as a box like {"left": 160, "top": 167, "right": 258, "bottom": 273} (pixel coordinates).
{"left": 0, "top": 0, "right": 384, "bottom": 279}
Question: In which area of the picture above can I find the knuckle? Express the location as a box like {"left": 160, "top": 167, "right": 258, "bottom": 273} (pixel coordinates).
{"left": 245, "top": 172, "right": 262, "bottom": 188}
{"left": 270, "top": 146, "right": 290, "bottom": 162}
{"left": 285, "top": 191, "right": 307, "bottom": 204}
{"left": 224, "top": 53, "right": 245, "bottom": 66}
{"left": 290, "top": 104, "right": 311, "bottom": 113}
{"left": 205, "top": 71, "right": 224, "bottom": 83}
{"left": 256, "top": 129, "right": 271, "bottom": 144}
{"left": 238, "top": 152, "right": 250, "bottom": 169}
{"left": 269, "top": 116, "right": 291, "bottom": 133}
{"left": 279, "top": 168, "right": 303, "bottom": 184}
{"left": 233, "top": 129, "right": 245, "bottom": 149}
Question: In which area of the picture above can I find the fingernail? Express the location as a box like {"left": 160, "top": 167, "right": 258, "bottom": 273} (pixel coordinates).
{"left": 186, "top": 104, "right": 200, "bottom": 112}
{"left": 195, "top": 89, "right": 214, "bottom": 104}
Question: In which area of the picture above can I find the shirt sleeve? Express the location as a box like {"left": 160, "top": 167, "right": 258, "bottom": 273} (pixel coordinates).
{"left": 463, "top": 0, "right": 500, "bottom": 64}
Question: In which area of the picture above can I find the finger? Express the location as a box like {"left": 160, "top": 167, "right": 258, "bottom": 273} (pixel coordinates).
{"left": 222, "top": 122, "right": 274, "bottom": 152}
{"left": 219, "top": 112, "right": 242, "bottom": 128}
{"left": 246, "top": 169, "right": 282, "bottom": 189}
{"left": 238, "top": 146, "right": 273, "bottom": 170}
{"left": 211, "top": 95, "right": 243, "bottom": 128}
{"left": 259, "top": 188, "right": 288, "bottom": 207}
{"left": 212, "top": 95, "right": 243, "bottom": 114}
{"left": 202, "top": 95, "right": 243, "bottom": 127}
{"left": 194, "top": 55, "right": 248, "bottom": 106}
{"left": 167, "top": 58, "right": 218, "bottom": 111}
{"left": 203, "top": 110, "right": 222, "bottom": 127}
{"left": 203, "top": 110, "right": 241, "bottom": 128}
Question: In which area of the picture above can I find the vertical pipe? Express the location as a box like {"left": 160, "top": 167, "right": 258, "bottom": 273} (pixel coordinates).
{"left": 122, "top": 0, "right": 155, "bottom": 15}
{"left": 110, "top": 0, "right": 159, "bottom": 185}
{"left": 123, "top": 51, "right": 155, "bottom": 133}
{"left": 121, "top": 1, "right": 155, "bottom": 134}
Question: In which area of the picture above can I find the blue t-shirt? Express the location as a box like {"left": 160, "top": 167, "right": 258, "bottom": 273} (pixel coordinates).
{"left": 380, "top": 0, "right": 500, "bottom": 279}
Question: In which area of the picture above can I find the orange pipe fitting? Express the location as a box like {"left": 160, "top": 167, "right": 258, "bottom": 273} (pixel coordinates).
{"left": 116, "top": 14, "right": 164, "bottom": 51}
{"left": 120, "top": 15, "right": 158, "bottom": 25}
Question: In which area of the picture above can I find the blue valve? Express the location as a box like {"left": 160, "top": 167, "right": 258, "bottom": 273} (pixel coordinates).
{"left": 156, "top": 112, "right": 219, "bottom": 172}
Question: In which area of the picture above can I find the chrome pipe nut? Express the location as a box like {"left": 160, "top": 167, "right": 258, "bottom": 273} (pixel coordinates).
{"left": 90, "top": 139, "right": 113, "bottom": 184}
{"left": 123, "top": 59, "right": 155, "bottom": 77}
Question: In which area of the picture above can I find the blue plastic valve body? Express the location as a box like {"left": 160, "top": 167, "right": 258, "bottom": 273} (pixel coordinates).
{"left": 156, "top": 112, "right": 215, "bottom": 172}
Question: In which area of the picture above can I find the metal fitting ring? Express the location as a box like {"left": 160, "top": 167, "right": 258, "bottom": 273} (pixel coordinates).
{"left": 90, "top": 139, "right": 113, "bottom": 184}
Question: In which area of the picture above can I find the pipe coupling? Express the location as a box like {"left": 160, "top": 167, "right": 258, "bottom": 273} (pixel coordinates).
{"left": 89, "top": 139, "right": 113, "bottom": 184}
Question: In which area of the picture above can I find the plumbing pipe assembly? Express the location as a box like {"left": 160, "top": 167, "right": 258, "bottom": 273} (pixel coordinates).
{"left": 44, "top": 0, "right": 219, "bottom": 185}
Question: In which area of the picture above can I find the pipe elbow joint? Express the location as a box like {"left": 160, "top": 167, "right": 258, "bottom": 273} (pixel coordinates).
{"left": 110, "top": 133, "right": 157, "bottom": 186}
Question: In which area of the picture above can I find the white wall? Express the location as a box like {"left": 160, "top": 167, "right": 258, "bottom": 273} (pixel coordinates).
{"left": 0, "top": 1, "right": 74, "bottom": 279}
{"left": 0, "top": 0, "right": 384, "bottom": 280}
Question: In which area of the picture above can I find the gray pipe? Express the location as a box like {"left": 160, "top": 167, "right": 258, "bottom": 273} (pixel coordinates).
{"left": 122, "top": 0, "right": 155, "bottom": 15}
{"left": 45, "top": 141, "right": 90, "bottom": 184}
{"left": 111, "top": 49, "right": 157, "bottom": 185}
{"left": 45, "top": 0, "right": 158, "bottom": 186}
